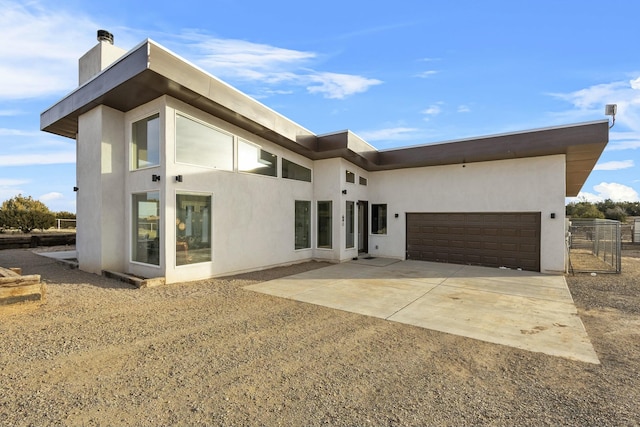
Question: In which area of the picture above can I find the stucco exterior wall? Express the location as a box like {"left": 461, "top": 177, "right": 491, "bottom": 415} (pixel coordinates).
{"left": 76, "top": 105, "right": 125, "bottom": 274}
{"left": 366, "top": 155, "right": 567, "bottom": 273}
{"left": 161, "top": 97, "right": 316, "bottom": 283}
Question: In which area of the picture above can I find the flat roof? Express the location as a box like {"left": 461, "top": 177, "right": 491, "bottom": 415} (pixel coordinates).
{"left": 41, "top": 39, "right": 609, "bottom": 197}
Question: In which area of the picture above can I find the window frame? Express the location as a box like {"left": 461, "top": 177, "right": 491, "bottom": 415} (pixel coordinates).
{"left": 131, "top": 191, "right": 161, "bottom": 265}
{"left": 282, "top": 158, "right": 312, "bottom": 182}
{"left": 131, "top": 113, "right": 161, "bottom": 170}
{"left": 175, "top": 112, "right": 234, "bottom": 171}
{"left": 317, "top": 200, "right": 333, "bottom": 249}
{"left": 294, "top": 200, "right": 311, "bottom": 250}
{"left": 346, "top": 200, "right": 355, "bottom": 249}
{"left": 345, "top": 170, "right": 355, "bottom": 183}
{"left": 237, "top": 138, "right": 278, "bottom": 177}
{"left": 175, "top": 192, "right": 213, "bottom": 267}
{"left": 371, "top": 203, "right": 388, "bottom": 235}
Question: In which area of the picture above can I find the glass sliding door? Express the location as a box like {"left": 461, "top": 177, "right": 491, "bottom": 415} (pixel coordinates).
{"left": 132, "top": 192, "right": 160, "bottom": 265}
{"left": 176, "top": 193, "right": 212, "bottom": 266}
{"left": 317, "top": 201, "right": 332, "bottom": 249}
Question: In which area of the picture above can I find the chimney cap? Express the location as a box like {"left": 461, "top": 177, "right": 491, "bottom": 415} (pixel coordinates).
{"left": 97, "top": 30, "right": 114, "bottom": 44}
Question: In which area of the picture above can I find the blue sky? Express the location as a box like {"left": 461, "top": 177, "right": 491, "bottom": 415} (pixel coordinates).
{"left": 1, "top": 0, "right": 639, "bottom": 213}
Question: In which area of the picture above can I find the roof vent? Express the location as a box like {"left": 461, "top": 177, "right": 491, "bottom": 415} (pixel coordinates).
{"left": 97, "top": 29, "right": 114, "bottom": 45}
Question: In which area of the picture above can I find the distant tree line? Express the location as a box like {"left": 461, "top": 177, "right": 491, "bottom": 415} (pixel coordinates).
{"left": 0, "top": 194, "right": 76, "bottom": 233}
{"left": 566, "top": 199, "right": 640, "bottom": 222}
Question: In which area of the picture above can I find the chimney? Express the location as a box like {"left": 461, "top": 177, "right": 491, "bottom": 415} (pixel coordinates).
{"left": 78, "top": 30, "right": 127, "bottom": 86}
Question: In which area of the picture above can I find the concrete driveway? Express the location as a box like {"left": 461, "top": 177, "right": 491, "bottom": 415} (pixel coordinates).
{"left": 245, "top": 258, "right": 599, "bottom": 364}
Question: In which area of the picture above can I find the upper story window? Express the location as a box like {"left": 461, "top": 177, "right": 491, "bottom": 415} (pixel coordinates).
{"left": 238, "top": 139, "right": 277, "bottom": 177}
{"left": 359, "top": 176, "right": 368, "bottom": 186}
{"left": 346, "top": 170, "right": 355, "bottom": 183}
{"left": 176, "top": 114, "right": 233, "bottom": 170}
{"left": 131, "top": 114, "right": 160, "bottom": 170}
{"left": 282, "top": 158, "right": 312, "bottom": 182}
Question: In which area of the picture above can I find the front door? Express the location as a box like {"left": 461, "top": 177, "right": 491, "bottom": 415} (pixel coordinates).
{"left": 357, "top": 201, "right": 368, "bottom": 253}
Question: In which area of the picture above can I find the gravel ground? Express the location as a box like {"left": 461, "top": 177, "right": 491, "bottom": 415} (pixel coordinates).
{"left": 1, "top": 247, "right": 639, "bottom": 426}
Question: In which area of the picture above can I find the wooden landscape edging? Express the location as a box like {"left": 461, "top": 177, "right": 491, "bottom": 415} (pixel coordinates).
{"left": 0, "top": 266, "right": 45, "bottom": 306}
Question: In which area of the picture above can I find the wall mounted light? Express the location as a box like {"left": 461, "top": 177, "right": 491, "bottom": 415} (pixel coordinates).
{"left": 342, "top": 189, "right": 347, "bottom": 195}
{"left": 73, "top": 186, "right": 79, "bottom": 192}
{"left": 175, "top": 175, "right": 183, "bottom": 183}
{"left": 550, "top": 213, "right": 556, "bottom": 219}
{"left": 152, "top": 174, "right": 161, "bottom": 182}
{"left": 395, "top": 213, "right": 399, "bottom": 218}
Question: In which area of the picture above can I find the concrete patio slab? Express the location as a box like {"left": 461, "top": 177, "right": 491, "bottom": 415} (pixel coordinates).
{"left": 245, "top": 260, "right": 599, "bottom": 364}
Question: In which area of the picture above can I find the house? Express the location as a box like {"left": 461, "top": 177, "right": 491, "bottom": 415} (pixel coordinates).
{"left": 41, "top": 31, "right": 609, "bottom": 284}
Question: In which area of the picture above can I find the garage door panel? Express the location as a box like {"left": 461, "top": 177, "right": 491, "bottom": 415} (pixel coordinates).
{"left": 406, "top": 212, "right": 541, "bottom": 272}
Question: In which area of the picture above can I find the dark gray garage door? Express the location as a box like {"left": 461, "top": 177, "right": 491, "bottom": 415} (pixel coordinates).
{"left": 406, "top": 212, "right": 541, "bottom": 272}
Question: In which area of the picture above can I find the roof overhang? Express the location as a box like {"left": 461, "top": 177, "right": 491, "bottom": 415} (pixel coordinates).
{"left": 41, "top": 40, "right": 609, "bottom": 197}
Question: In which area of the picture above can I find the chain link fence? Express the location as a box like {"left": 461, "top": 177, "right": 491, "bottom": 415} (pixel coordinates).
{"left": 568, "top": 218, "right": 621, "bottom": 274}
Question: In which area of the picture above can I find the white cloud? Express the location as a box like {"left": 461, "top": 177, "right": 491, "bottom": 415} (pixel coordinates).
{"left": 577, "top": 182, "right": 640, "bottom": 202}
{"left": 415, "top": 70, "right": 438, "bottom": 78}
{"left": 357, "top": 127, "right": 419, "bottom": 142}
{"left": 457, "top": 105, "right": 471, "bottom": 113}
{"left": 0, "top": 178, "right": 29, "bottom": 186}
{"left": 0, "top": 152, "right": 75, "bottom": 167}
{"left": 422, "top": 104, "right": 443, "bottom": 120}
{"left": 0, "top": 109, "right": 22, "bottom": 116}
{"left": 180, "top": 32, "right": 382, "bottom": 99}
{"left": 594, "top": 160, "right": 635, "bottom": 171}
{"left": 307, "top": 72, "right": 382, "bottom": 99}
{"left": 0, "top": 128, "right": 41, "bottom": 137}
{"left": 39, "top": 192, "right": 64, "bottom": 202}
{"left": 0, "top": 0, "right": 100, "bottom": 99}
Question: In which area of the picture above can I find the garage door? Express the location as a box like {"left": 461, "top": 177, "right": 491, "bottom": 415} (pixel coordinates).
{"left": 406, "top": 212, "right": 541, "bottom": 272}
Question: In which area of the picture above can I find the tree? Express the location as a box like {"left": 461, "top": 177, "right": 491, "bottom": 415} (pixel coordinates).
{"left": 566, "top": 201, "right": 605, "bottom": 219}
{"left": 0, "top": 195, "right": 56, "bottom": 233}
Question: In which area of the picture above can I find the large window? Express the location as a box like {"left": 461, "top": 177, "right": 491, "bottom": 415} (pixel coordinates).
{"left": 317, "top": 201, "right": 332, "bottom": 249}
{"left": 371, "top": 204, "right": 387, "bottom": 235}
{"left": 346, "top": 201, "right": 355, "bottom": 248}
{"left": 176, "top": 114, "right": 233, "bottom": 170}
{"left": 176, "top": 194, "right": 212, "bottom": 266}
{"left": 295, "top": 200, "right": 311, "bottom": 250}
{"left": 131, "top": 114, "right": 160, "bottom": 170}
{"left": 282, "top": 158, "right": 311, "bottom": 182}
{"left": 132, "top": 192, "right": 160, "bottom": 265}
{"left": 238, "top": 139, "right": 277, "bottom": 177}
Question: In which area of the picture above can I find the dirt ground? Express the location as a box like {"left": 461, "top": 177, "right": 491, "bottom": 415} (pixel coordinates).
{"left": 1, "top": 248, "right": 639, "bottom": 426}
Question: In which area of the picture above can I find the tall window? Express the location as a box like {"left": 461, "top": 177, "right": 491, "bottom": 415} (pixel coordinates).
{"left": 317, "top": 201, "right": 332, "bottom": 249}
{"left": 295, "top": 200, "right": 311, "bottom": 250}
{"left": 346, "top": 201, "right": 355, "bottom": 248}
{"left": 238, "top": 139, "right": 277, "bottom": 177}
{"left": 282, "top": 158, "right": 312, "bottom": 182}
{"left": 131, "top": 114, "right": 160, "bottom": 169}
{"left": 176, "top": 114, "right": 233, "bottom": 170}
{"left": 132, "top": 192, "right": 160, "bottom": 265}
{"left": 176, "top": 194, "right": 212, "bottom": 266}
{"left": 371, "top": 204, "right": 387, "bottom": 235}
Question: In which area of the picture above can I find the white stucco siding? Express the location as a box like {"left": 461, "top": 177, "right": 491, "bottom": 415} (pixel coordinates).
{"left": 76, "top": 105, "right": 125, "bottom": 274}
{"left": 162, "top": 98, "right": 315, "bottom": 283}
{"left": 367, "top": 155, "right": 567, "bottom": 273}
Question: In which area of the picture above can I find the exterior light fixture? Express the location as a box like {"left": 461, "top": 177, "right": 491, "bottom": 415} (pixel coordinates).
{"left": 73, "top": 186, "right": 79, "bottom": 192}
{"left": 175, "top": 175, "right": 183, "bottom": 182}
{"left": 152, "top": 174, "right": 161, "bottom": 182}
{"left": 342, "top": 189, "right": 347, "bottom": 195}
